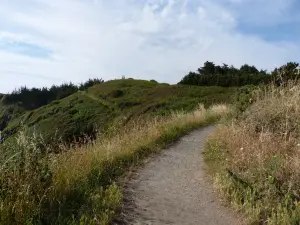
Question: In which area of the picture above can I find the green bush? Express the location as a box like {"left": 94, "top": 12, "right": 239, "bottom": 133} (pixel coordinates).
{"left": 109, "top": 90, "right": 124, "bottom": 98}
{"left": 235, "top": 85, "right": 256, "bottom": 112}
{"left": 150, "top": 79, "right": 158, "bottom": 84}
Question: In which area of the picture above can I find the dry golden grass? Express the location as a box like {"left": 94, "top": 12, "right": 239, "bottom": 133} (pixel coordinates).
{"left": 51, "top": 103, "right": 230, "bottom": 224}
{"left": 0, "top": 103, "right": 230, "bottom": 225}
{"left": 53, "top": 103, "right": 229, "bottom": 193}
{"left": 205, "top": 83, "right": 300, "bottom": 224}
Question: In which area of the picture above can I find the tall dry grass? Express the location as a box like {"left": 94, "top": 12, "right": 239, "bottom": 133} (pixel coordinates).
{"left": 205, "top": 83, "right": 300, "bottom": 224}
{"left": 0, "top": 104, "right": 230, "bottom": 224}
{"left": 54, "top": 103, "right": 229, "bottom": 185}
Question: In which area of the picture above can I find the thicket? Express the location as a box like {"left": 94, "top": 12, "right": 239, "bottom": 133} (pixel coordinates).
{"left": 2, "top": 78, "right": 104, "bottom": 110}
{"left": 179, "top": 61, "right": 300, "bottom": 87}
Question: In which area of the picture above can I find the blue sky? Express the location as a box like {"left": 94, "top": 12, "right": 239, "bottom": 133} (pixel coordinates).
{"left": 0, "top": 0, "right": 299, "bottom": 92}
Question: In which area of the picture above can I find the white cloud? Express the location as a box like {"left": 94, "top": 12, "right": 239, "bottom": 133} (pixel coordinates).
{"left": 0, "top": 0, "right": 299, "bottom": 93}
{"left": 227, "top": 0, "right": 299, "bottom": 25}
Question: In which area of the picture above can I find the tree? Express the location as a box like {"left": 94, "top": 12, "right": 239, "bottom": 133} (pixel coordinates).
{"left": 274, "top": 62, "right": 300, "bottom": 86}
{"left": 3, "top": 78, "right": 104, "bottom": 110}
{"left": 198, "top": 61, "right": 216, "bottom": 75}
{"left": 179, "top": 61, "right": 273, "bottom": 87}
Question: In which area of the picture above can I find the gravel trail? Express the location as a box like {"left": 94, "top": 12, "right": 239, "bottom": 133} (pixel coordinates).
{"left": 118, "top": 126, "right": 241, "bottom": 225}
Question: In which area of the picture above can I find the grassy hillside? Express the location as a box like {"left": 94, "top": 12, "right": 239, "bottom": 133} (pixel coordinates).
{"left": 0, "top": 78, "right": 236, "bottom": 224}
{"left": 0, "top": 103, "right": 230, "bottom": 225}
{"left": 1, "top": 62, "right": 297, "bottom": 225}
{"left": 0, "top": 79, "right": 236, "bottom": 145}
{"left": 205, "top": 83, "right": 300, "bottom": 224}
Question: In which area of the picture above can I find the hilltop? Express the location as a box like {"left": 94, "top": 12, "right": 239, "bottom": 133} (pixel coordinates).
{"left": 0, "top": 78, "right": 236, "bottom": 145}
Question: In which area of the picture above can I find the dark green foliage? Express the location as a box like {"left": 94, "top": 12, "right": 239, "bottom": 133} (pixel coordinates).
{"left": 0, "top": 103, "right": 25, "bottom": 142}
{"left": 2, "top": 78, "right": 104, "bottom": 110}
{"left": 272, "top": 62, "right": 300, "bottom": 86}
{"left": 79, "top": 78, "right": 104, "bottom": 90}
{"left": 150, "top": 79, "right": 158, "bottom": 84}
{"left": 179, "top": 61, "right": 273, "bottom": 87}
{"left": 235, "top": 85, "right": 257, "bottom": 113}
{"left": 109, "top": 90, "right": 124, "bottom": 98}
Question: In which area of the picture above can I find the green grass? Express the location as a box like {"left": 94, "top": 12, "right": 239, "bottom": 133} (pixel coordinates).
{"left": 0, "top": 78, "right": 236, "bottom": 224}
{"left": 0, "top": 79, "right": 236, "bottom": 147}
{"left": 0, "top": 104, "right": 230, "bottom": 224}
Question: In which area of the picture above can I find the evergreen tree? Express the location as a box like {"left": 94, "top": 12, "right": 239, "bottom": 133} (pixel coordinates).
{"left": 2, "top": 78, "right": 104, "bottom": 110}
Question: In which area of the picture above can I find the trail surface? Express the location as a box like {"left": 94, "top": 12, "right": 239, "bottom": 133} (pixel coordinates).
{"left": 118, "top": 126, "right": 241, "bottom": 225}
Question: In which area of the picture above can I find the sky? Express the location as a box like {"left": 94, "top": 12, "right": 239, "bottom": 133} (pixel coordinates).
{"left": 0, "top": 0, "right": 299, "bottom": 93}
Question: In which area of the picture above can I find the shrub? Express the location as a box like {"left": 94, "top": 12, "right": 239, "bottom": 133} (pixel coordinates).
{"left": 234, "top": 85, "right": 257, "bottom": 113}
{"left": 150, "top": 79, "right": 158, "bottom": 84}
{"left": 109, "top": 90, "right": 124, "bottom": 98}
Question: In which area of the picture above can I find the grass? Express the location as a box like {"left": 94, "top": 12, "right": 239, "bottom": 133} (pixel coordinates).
{"left": 204, "top": 82, "right": 300, "bottom": 225}
{"left": 0, "top": 79, "right": 237, "bottom": 146}
{"left": 0, "top": 103, "right": 230, "bottom": 225}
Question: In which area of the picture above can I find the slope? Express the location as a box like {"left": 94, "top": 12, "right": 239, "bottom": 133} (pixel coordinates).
{"left": 0, "top": 79, "right": 236, "bottom": 145}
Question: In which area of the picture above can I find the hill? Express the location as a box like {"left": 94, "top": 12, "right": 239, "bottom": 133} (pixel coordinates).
{"left": 1, "top": 62, "right": 298, "bottom": 225}
{"left": 0, "top": 79, "right": 236, "bottom": 145}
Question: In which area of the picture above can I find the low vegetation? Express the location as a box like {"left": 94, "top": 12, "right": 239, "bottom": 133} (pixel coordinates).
{"left": 0, "top": 103, "right": 230, "bottom": 224}
{"left": 0, "top": 79, "right": 236, "bottom": 146}
{"left": 204, "top": 82, "right": 300, "bottom": 224}
{"left": 4, "top": 61, "right": 297, "bottom": 146}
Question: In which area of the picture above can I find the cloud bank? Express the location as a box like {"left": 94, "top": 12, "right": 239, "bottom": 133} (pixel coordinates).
{"left": 0, "top": 0, "right": 299, "bottom": 92}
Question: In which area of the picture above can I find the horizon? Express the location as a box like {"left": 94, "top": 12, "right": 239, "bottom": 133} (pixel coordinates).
{"left": 0, "top": 0, "right": 299, "bottom": 92}
{"left": 0, "top": 61, "right": 289, "bottom": 94}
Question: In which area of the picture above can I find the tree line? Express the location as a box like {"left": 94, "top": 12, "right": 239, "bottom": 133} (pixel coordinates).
{"left": 2, "top": 78, "right": 104, "bottom": 110}
{"left": 2, "top": 61, "right": 300, "bottom": 110}
{"left": 179, "top": 61, "right": 300, "bottom": 87}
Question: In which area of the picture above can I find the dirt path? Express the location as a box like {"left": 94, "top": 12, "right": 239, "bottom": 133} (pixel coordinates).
{"left": 117, "top": 126, "right": 241, "bottom": 225}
